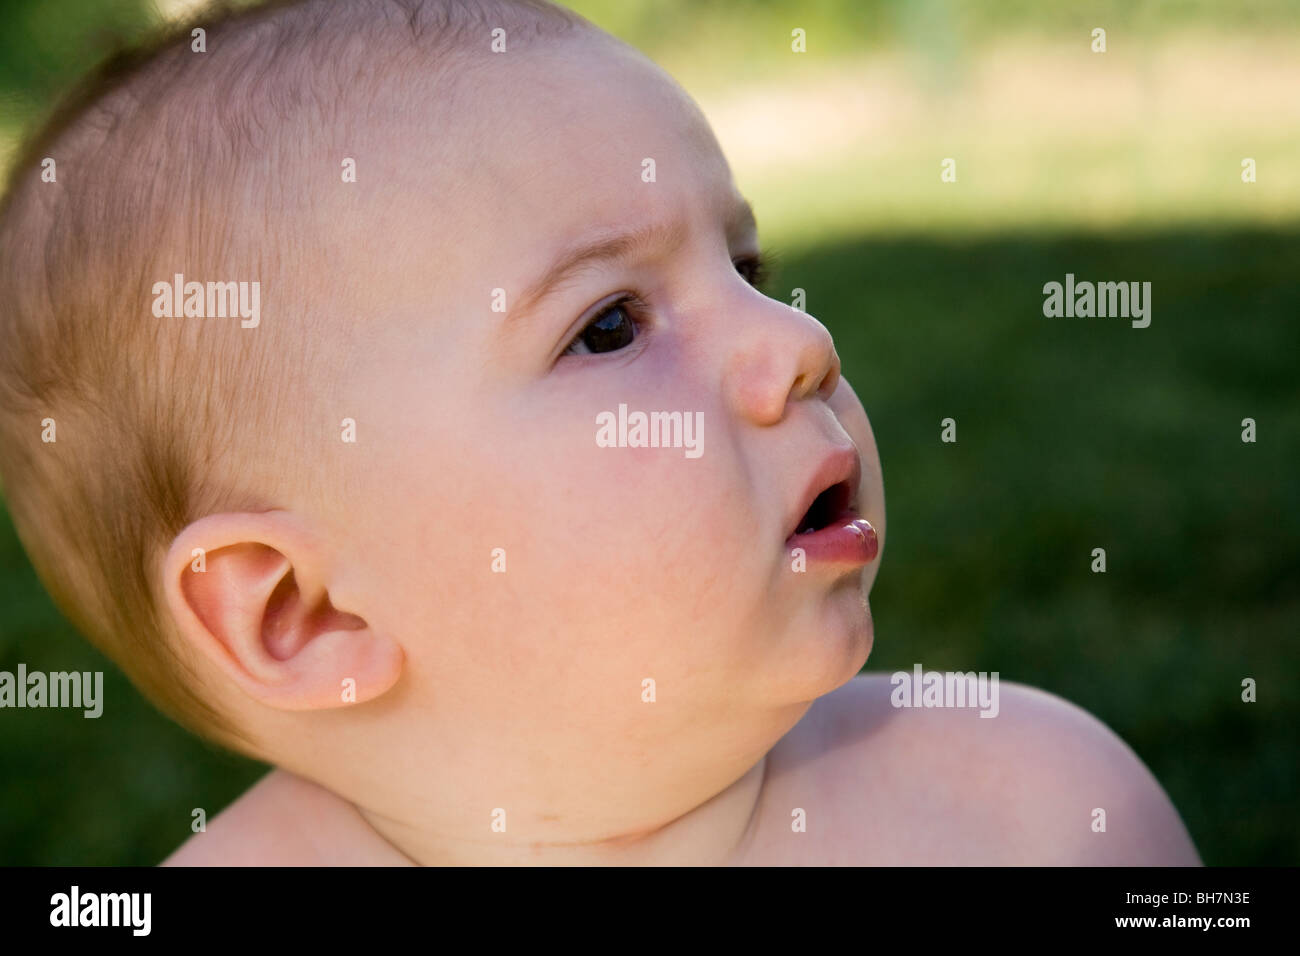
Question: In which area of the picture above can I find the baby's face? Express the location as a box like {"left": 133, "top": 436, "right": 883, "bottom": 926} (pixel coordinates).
{"left": 320, "top": 35, "right": 884, "bottom": 825}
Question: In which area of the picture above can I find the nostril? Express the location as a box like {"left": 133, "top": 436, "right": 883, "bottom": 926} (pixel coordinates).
{"left": 816, "top": 349, "right": 842, "bottom": 400}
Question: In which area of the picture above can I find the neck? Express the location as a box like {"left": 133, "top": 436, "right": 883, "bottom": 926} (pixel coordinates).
{"left": 350, "top": 753, "right": 770, "bottom": 866}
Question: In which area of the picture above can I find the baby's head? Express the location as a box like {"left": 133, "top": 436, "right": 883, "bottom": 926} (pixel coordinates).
{"left": 0, "top": 0, "right": 884, "bottom": 853}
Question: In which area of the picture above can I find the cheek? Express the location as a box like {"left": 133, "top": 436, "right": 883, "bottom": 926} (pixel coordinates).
{"left": 351, "top": 383, "right": 767, "bottom": 702}
{"left": 506, "top": 434, "right": 766, "bottom": 676}
{"left": 529, "top": 447, "right": 738, "bottom": 612}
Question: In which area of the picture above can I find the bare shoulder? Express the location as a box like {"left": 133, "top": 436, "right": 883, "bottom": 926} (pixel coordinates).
{"left": 159, "top": 768, "right": 408, "bottom": 866}
{"left": 755, "top": 673, "right": 1201, "bottom": 865}
{"left": 159, "top": 769, "right": 325, "bottom": 866}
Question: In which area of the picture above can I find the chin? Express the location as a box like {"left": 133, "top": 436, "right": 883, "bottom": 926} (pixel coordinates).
{"left": 776, "top": 582, "right": 875, "bottom": 702}
{"left": 835, "top": 583, "right": 875, "bottom": 680}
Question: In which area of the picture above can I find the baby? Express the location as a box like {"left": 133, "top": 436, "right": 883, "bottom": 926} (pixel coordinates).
{"left": 0, "top": 0, "right": 1200, "bottom": 865}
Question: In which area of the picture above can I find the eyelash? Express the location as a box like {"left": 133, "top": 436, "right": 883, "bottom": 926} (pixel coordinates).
{"left": 562, "top": 251, "right": 772, "bottom": 358}
{"left": 735, "top": 251, "right": 771, "bottom": 290}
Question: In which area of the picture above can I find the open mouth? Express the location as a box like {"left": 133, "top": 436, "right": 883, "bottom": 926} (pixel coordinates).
{"left": 782, "top": 447, "right": 877, "bottom": 564}
{"left": 794, "top": 479, "right": 855, "bottom": 535}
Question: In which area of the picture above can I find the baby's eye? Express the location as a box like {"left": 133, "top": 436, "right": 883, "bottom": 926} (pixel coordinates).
{"left": 564, "top": 299, "right": 640, "bottom": 356}
{"left": 561, "top": 253, "right": 769, "bottom": 359}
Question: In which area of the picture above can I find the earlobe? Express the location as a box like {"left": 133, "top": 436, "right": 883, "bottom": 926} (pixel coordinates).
{"left": 162, "top": 512, "right": 403, "bottom": 713}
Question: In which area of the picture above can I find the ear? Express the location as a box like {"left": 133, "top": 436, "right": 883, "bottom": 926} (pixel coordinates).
{"left": 162, "top": 511, "right": 403, "bottom": 712}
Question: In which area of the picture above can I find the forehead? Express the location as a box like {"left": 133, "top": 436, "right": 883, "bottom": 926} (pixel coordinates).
{"left": 329, "top": 36, "right": 750, "bottom": 335}
{"left": 453, "top": 37, "right": 743, "bottom": 246}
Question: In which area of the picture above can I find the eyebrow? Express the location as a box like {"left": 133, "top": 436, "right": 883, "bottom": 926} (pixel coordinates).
{"left": 507, "top": 195, "right": 758, "bottom": 327}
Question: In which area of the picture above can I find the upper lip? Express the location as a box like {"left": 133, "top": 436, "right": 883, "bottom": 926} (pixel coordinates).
{"left": 784, "top": 444, "right": 862, "bottom": 540}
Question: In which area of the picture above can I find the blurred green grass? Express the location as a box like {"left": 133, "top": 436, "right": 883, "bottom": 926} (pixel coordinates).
{"left": 801, "top": 226, "right": 1300, "bottom": 865}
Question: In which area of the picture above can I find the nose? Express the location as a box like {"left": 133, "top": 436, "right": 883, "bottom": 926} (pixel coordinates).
{"left": 722, "top": 292, "right": 842, "bottom": 426}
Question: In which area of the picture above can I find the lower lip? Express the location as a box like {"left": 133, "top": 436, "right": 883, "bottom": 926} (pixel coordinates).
{"left": 785, "top": 514, "right": 879, "bottom": 565}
